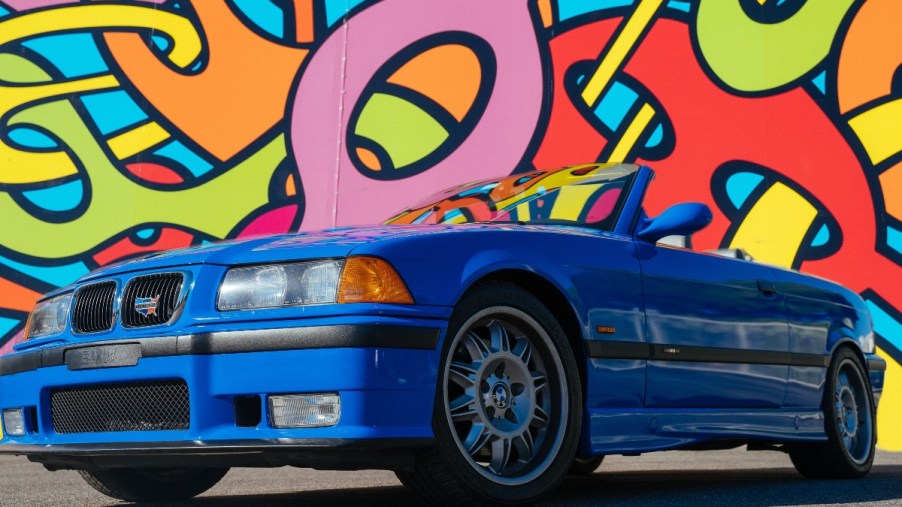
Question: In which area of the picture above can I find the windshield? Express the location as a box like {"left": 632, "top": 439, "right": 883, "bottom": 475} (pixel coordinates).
{"left": 385, "top": 163, "right": 638, "bottom": 231}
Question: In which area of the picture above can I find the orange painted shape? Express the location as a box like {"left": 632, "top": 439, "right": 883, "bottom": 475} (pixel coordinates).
{"left": 880, "top": 161, "right": 902, "bottom": 219}
{"left": 294, "top": 0, "right": 315, "bottom": 44}
{"left": 356, "top": 147, "right": 381, "bottom": 171}
{"left": 0, "top": 277, "right": 42, "bottom": 313}
{"left": 93, "top": 228, "right": 195, "bottom": 266}
{"left": 837, "top": 0, "right": 902, "bottom": 113}
{"left": 387, "top": 44, "right": 482, "bottom": 122}
{"left": 537, "top": 0, "right": 554, "bottom": 28}
{"left": 285, "top": 174, "right": 297, "bottom": 197}
{"left": 125, "top": 162, "right": 185, "bottom": 185}
{"left": 103, "top": 2, "right": 307, "bottom": 161}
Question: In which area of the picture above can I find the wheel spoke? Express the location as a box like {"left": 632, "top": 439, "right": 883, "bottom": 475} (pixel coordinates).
{"left": 513, "top": 430, "right": 535, "bottom": 463}
{"left": 463, "top": 423, "right": 492, "bottom": 457}
{"left": 489, "top": 436, "right": 513, "bottom": 474}
{"left": 513, "top": 339, "right": 532, "bottom": 365}
{"left": 449, "top": 361, "right": 479, "bottom": 388}
{"left": 532, "top": 405, "right": 549, "bottom": 429}
{"left": 463, "top": 331, "right": 490, "bottom": 360}
{"left": 488, "top": 320, "right": 511, "bottom": 353}
{"left": 532, "top": 371, "right": 547, "bottom": 391}
{"left": 449, "top": 393, "right": 478, "bottom": 422}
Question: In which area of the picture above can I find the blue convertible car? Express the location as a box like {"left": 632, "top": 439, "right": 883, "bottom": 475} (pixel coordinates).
{"left": 0, "top": 163, "right": 885, "bottom": 504}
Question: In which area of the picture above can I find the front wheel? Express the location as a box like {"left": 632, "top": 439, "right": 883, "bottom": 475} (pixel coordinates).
{"left": 569, "top": 455, "right": 605, "bottom": 476}
{"left": 789, "top": 347, "right": 876, "bottom": 479}
{"left": 398, "top": 282, "right": 581, "bottom": 505}
{"left": 79, "top": 467, "right": 229, "bottom": 502}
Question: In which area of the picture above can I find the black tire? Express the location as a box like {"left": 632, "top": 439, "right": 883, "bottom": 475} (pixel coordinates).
{"left": 397, "top": 282, "right": 582, "bottom": 506}
{"left": 789, "top": 347, "right": 876, "bottom": 479}
{"left": 79, "top": 467, "right": 229, "bottom": 502}
{"left": 569, "top": 455, "right": 604, "bottom": 476}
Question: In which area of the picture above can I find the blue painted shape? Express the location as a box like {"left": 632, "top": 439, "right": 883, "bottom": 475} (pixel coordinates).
{"left": 558, "top": 0, "right": 633, "bottom": 21}
{"left": 866, "top": 299, "right": 902, "bottom": 350}
{"left": 136, "top": 228, "right": 156, "bottom": 240}
{"left": 0, "top": 254, "right": 89, "bottom": 287}
{"left": 7, "top": 127, "right": 58, "bottom": 150}
{"left": 151, "top": 35, "right": 171, "bottom": 52}
{"left": 0, "top": 5, "right": 9, "bottom": 18}
{"left": 595, "top": 81, "right": 638, "bottom": 131}
{"left": 811, "top": 70, "right": 826, "bottom": 95}
{"left": 811, "top": 224, "right": 830, "bottom": 247}
{"left": 232, "top": 0, "right": 284, "bottom": 38}
{"left": 81, "top": 91, "right": 149, "bottom": 136}
{"left": 324, "top": 0, "right": 367, "bottom": 26}
{"left": 22, "top": 180, "right": 83, "bottom": 212}
{"left": 153, "top": 140, "right": 213, "bottom": 177}
{"left": 725, "top": 172, "right": 765, "bottom": 209}
{"left": 0, "top": 316, "right": 19, "bottom": 337}
{"left": 887, "top": 226, "right": 902, "bottom": 255}
{"left": 645, "top": 124, "right": 663, "bottom": 148}
{"left": 20, "top": 34, "right": 108, "bottom": 78}
{"left": 667, "top": 1, "right": 691, "bottom": 13}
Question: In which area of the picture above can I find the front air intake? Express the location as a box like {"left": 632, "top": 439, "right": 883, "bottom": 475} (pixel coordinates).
{"left": 51, "top": 380, "right": 190, "bottom": 433}
{"left": 71, "top": 281, "right": 117, "bottom": 334}
{"left": 121, "top": 273, "right": 185, "bottom": 328}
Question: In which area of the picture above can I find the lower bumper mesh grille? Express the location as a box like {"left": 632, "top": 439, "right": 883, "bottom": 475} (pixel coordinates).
{"left": 51, "top": 380, "right": 190, "bottom": 434}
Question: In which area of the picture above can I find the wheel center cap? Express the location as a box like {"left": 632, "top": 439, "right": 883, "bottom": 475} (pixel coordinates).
{"left": 491, "top": 382, "right": 511, "bottom": 409}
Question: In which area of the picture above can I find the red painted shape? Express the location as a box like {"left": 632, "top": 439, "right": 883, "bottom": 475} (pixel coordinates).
{"left": 538, "top": 18, "right": 899, "bottom": 311}
{"left": 93, "top": 228, "right": 195, "bottom": 266}
{"left": 125, "top": 162, "right": 185, "bottom": 185}
{"left": 236, "top": 205, "right": 299, "bottom": 238}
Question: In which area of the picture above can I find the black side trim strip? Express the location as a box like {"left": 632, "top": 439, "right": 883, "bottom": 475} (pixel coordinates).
{"left": 868, "top": 357, "right": 887, "bottom": 372}
{"left": 0, "top": 325, "right": 441, "bottom": 376}
{"left": 587, "top": 341, "right": 829, "bottom": 368}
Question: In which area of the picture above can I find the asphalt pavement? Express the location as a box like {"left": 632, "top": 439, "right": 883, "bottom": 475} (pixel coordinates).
{"left": 1, "top": 447, "right": 901, "bottom": 506}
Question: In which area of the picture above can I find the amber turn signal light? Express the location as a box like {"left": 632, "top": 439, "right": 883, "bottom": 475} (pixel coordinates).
{"left": 337, "top": 256, "right": 414, "bottom": 304}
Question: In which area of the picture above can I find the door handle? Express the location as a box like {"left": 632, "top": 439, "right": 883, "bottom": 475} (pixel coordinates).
{"left": 757, "top": 281, "right": 778, "bottom": 295}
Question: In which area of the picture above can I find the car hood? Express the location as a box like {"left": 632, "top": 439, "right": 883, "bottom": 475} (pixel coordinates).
{"left": 79, "top": 225, "right": 452, "bottom": 281}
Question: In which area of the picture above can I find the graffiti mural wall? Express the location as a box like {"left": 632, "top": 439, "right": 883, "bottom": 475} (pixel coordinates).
{"left": 0, "top": 0, "right": 900, "bottom": 447}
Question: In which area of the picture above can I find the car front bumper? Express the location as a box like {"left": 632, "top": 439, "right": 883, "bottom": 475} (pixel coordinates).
{"left": 0, "top": 322, "right": 444, "bottom": 470}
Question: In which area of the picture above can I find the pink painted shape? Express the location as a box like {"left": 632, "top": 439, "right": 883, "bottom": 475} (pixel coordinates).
{"left": 291, "top": 0, "right": 545, "bottom": 229}
{"left": 236, "top": 205, "right": 298, "bottom": 238}
{"left": 585, "top": 188, "right": 622, "bottom": 223}
{"left": 0, "top": 329, "right": 25, "bottom": 357}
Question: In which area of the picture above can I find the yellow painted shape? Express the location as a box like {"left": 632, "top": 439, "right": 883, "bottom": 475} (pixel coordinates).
{"left": 108, "top": 122, "right": 170, "bottom": 160}
{"left": 877, "top": 348, "right": 902, "bottom": 451}
{"left": 0, "top": 74, "right": 119, "bottom": 185}
{"left": 580, "top": 0, "right": 665, "bottom": 106}
{"left": 494, "top": 163, "right": 618, "bottom": 210}
{"left": 729, "top": 182, "right": 817, "bottom": 268}
{"left": 879, "top": 161, "right": 902, "bottom": 219}
{"left": 550, "top": 183, "right": 602, "bottom": 220}
{"left": 608, "top": 103, "right": 655, "bottom": 162}
{"left": 848, "top": 98, "right": 902, "bottom": 165}
{"left": 516, "top": 203, "right": 531, "bottom": 221}
{"left": 0, "top": 4, "right": 201, "bottom": 68}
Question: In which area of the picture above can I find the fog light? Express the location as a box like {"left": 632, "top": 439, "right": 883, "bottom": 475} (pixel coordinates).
{"left": 2, "top": 408, "right": 26, "bottom": 437}
{"left": 268, "top": 393, "right": 340, "bottom": 428}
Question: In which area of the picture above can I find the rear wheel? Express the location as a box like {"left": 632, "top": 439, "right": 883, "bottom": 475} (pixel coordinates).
{"left": 397, "top": 282, "right": 581, "bottom": 505}
{"left": 79, "top": 467, "right": 229, "bottom": 502}
{"left": 789, "top": 348, "right": 875, "bottom": 479}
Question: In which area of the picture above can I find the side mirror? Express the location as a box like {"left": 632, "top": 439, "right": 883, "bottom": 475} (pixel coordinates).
{"left": 636, "top": 203, "right": 712, "bottom": 243}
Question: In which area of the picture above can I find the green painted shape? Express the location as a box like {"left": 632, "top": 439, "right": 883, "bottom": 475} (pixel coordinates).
{"left": 0, "top": 55, "right": 284, "bottom": 260}
{"left": 354, "top": 92, "right": 449, "bottom": 169}
{"left": 695, "top": 0, "right": 854, "bottom": 92}
{"left": 0, "top": 53, "right": 54, "bottom": 83}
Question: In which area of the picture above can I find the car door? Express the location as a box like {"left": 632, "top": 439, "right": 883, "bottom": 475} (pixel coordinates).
{"left": 638, "top": 243, "right": 790, "bottom": 408}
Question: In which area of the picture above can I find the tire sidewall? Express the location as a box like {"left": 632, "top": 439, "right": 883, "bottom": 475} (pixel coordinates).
{"left": 432, "top": 283, "right": 582, "bottom": 504}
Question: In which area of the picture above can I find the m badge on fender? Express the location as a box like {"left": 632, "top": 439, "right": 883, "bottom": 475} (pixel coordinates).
{"left": 135, "top": 296, "right": 160, "bottom": 316}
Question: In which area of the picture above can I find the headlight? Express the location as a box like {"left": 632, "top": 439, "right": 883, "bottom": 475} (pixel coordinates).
{"left": 25, "top": 293, "right": 72, "bottom": 339}
{"left": 217, "top": 260, "right": 343, "bottom": 310}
